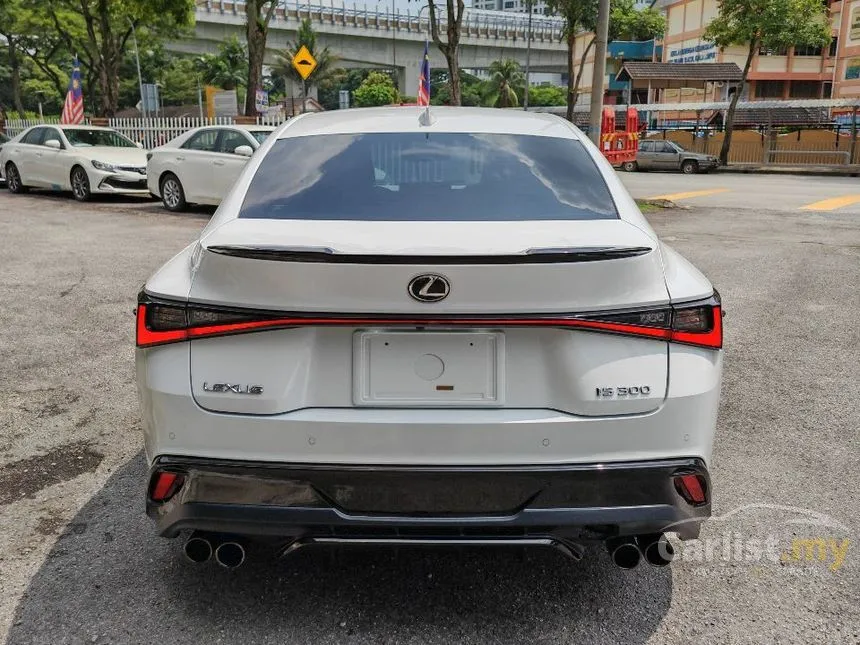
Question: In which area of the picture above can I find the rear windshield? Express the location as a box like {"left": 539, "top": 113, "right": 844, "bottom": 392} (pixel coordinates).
{"left": 239, "top": 133, "right": 618, "bottom": 221}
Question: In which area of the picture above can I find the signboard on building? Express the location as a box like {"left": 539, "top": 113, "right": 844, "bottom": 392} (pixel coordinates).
{"left": 851, "top": 6, "right": 860, "bottom": 41}
{"left": 845, "top": 57, "right": 860, "bottom": 80}
{"left": 668, "top": 43, "right": 717, "bottom": 63}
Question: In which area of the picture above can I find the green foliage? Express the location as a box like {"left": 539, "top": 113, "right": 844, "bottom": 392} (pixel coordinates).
{"left": 527, "top": 85, "right": 567, "bottom": 107}
{"left": 317, "top": 68, "right": 369, "bottom": 110}
{"left": 610, "top": 0, "right": 666, "bottom": 41}
{"left": 273, "top": 19, "right": 339, "bottom": 94}
{"left": 703, "top": 0, "right": 831, "bottom": 52}
{"left": 353, "top": 71, "right": 398, "bottom": 107}
{"left": 195, "top": 37, "right": 248, "bottom": 91}
{"left": 483, "top": 59, "right": 525, "bottom": 108}
{"left": 430, "top": 69, "right": 482, "bottom": 106}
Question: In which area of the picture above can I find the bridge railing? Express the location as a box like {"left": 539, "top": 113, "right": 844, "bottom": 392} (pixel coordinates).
{"left": 198, "top": 0, "right": 566, "bottom": 43}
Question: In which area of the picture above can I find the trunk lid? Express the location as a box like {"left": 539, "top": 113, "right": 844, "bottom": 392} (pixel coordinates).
{"left": 188, "top": 218, "right": 669, "bottom": 417}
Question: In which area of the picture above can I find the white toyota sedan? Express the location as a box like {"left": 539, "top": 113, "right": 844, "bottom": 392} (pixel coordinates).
{"left": 136, "top": 107, "right": 722, "bottom": 570}
{"left": 0, "top": 125, "right": 148, "bottom": 200}
{"left": 146, "top": 125, "right": 276, "bottom": 211}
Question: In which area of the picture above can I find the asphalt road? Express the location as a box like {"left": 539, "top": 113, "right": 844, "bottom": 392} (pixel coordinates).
{"left": 1, "top": 188, "right": 859, "bottom": 645}
{"left": 621, "top": 170, "right": 860, "bottom": 214}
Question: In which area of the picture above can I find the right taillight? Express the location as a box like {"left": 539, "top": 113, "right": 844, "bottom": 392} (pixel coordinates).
{"left": 669, "top": 298, "right": 723, "bottom": 349}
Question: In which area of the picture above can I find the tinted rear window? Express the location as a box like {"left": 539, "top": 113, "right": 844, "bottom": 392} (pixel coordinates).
{"left": 240, "top": 133, "right": 618, "bottom": 221}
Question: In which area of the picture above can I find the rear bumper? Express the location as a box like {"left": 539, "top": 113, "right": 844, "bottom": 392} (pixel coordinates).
{"left": 147, "top": 456, "right": 710, "bottom": 541}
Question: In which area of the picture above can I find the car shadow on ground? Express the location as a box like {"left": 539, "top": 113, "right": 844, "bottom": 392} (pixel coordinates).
{"left": 8, "top": 454, "right": 672, "bottom": 645}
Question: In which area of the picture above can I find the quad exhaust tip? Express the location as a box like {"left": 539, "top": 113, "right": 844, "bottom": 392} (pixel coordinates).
{"left": 214, "top": 540, "right": 246, "bottom": 569}
{"left": 607, "top": 534, "right": 674, "bottom": 569}
{"left": 183, "top": 534, "right": 213, "bottom": 564}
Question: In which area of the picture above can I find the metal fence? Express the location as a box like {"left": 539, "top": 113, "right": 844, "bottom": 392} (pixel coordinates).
{"left": 3, "top": 115, "right": 289, "bottom": 149}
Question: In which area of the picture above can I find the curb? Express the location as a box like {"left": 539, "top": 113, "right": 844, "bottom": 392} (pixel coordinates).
{"left": 715, "top": 165, "right": 860, "bottom": 178}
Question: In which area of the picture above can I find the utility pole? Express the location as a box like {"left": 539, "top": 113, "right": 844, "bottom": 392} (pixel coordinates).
{"left": 588, "top": 0, "right": 610, "bottom": 146}
{"left": 523, "top": 0, "right": 533, "bottom": 110}
{"left": 128, "top": 19, "right": 147, "bottom": 120}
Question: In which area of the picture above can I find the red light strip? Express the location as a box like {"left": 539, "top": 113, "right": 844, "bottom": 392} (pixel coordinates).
{"left": 137, "top": 304, "right": 722, "bottom": 349}
{"left": 671, "top": 306, "right": 722, "bottom": 349}
{"left": 151, "top": 472, "right": 181, "bottom": 502}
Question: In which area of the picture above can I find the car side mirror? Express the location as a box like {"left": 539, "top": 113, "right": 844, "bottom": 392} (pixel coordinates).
{"left": 44, "top": 139, "right": 62, "bottom": 150}
{"left": 234, "top": 145, "right": 253, "bottom": 157}
{"left": 136, "top": 142, "right": 144, "bottom": 149}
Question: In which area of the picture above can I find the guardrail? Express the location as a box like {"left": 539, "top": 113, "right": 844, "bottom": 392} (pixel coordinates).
{"left": 765, "top": 149, "right": 851, "bottom": 165}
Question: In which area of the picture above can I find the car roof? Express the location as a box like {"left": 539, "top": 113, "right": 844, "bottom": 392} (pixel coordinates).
{"left": 55, "top": 125, "right": 118, "bottom": 131}
{"left": 276, "top": 106, "right": 582, "bottom": 140}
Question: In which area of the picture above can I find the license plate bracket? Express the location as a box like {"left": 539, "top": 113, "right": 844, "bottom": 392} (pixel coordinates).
{"left": 353, "top": 330, "right": 505, "bottom": 406}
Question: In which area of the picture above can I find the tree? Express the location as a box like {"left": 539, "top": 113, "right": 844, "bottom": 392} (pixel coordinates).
{"left": 195, "top": 37, "right": 248, "bottom": 92}
{"left": 273, "top": 19, "right": 339, "bottom": 99}
{"left": 528, "top": 85, "right": 567, "bottom": 106}
{"left": 484, "top": 59, "right": 525, "bottom": 108}
{"left": 244, "top": 0, "right": 278, "bottom": 116}
{"left": 430, "top": 68, "right": 482, "bottom": 106}
{"left": 546, "top": 0, "right": 664, "bottom": 121}
{"left": 427, "top": 0, "right": 466, "bottom": 105}
{"left": 23, "top": 0, "right": 195, "bottom": 117}
{"left": 353, "top": 71, "right": 398, "bottom": 107}
{"left": 545, "top": 0, "right": 597, "bottom": 121}
{"left": 317, "top": 68, "right": 368, "bottom": 110}
{"left": 0, "top": 0, "right": 26, "bottom": 115}
{"left": 704, "top": 0, "right": 830, "bottom": 164}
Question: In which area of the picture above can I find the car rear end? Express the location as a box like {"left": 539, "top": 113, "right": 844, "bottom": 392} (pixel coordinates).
{"left": 136, "top": 108, "right": 722, "bottom": 567}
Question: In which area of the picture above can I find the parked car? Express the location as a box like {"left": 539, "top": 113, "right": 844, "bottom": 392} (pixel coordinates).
{"left": 0, "top": 125, "right": 148, "bottom": 200}
{"left": 0, "top": 132, "right": 8, "bottom": 185}
{"left": 136, "top": 107, "right": 722, "bottom": 570}
{"left": 146, "top": 125, "right": 276, "bottom": 211}
{"left": 625, "top": 140, "right": 720, "bottom": 174}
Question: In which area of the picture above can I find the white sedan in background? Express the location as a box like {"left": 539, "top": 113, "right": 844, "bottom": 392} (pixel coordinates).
{"left": 0, "top": 125, "right": 148, "bottom": 201}
{"left": 146, "top": 125, "right": 275, "bottom": 211}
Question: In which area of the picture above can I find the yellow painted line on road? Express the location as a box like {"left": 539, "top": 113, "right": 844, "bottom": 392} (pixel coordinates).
{"left": 799, "top": 194, "right": 860, "bottom": 211}
{"left": 644, "top": 188, "right": 730, "bottom": 201}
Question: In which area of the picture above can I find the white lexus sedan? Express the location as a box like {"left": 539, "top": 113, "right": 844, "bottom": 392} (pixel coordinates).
{"left": 0, "top": 125, "right": 148, "bottom": 201}
{"left": 136, "top": 107, "right": 723, "bottom": 570}
{"left": 146, "top": 125, "right": 275, "bottom": 211}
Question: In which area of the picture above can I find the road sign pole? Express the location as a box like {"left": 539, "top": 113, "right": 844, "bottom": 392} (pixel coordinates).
{"left": 302, "top": 80, "right": 306, "bottom": 114}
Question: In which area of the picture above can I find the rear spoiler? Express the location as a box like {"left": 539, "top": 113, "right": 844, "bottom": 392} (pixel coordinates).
{"left": 204, "top": 245, "right": 652, "bottom": 265}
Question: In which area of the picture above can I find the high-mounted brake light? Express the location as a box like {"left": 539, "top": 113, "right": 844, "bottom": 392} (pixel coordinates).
{"left": 136, "top": 293, "right": 722, "bottom": 350}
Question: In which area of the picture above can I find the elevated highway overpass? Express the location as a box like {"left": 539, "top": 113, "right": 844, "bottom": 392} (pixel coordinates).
{"left": 175, "top": 0, "right": 568, "bottom": 94}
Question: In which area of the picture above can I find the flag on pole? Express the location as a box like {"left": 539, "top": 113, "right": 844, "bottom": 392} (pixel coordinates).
{"left": 61, "top": 57, "right": 85, "bottom": 124}
{"left": 417, "top": 41, "right": 431, "bottom": 106}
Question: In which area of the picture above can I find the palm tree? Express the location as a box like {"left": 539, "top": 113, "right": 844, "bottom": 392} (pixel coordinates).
{"left": 194, "top": 37, "right": 247, "bottom": 91}
{"left": 484, "top": 59, "right": 525, "bottom": 108}
{"left": 273, "top": 19, "right": 339, "bottom": 98}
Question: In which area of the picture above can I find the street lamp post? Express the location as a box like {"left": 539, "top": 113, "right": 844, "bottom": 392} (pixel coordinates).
{"left": 523, "top": 0, "right": 533, "bottom": 110}
{"left": 128, "top": 19, "right": 147, "bottom": 120}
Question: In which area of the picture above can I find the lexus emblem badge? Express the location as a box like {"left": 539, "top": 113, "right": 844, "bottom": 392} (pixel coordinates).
{"left": 408, "top": 274, "right": 451, "bottom": 303}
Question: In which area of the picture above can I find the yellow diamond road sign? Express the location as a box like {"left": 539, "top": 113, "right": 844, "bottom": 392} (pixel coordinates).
{"left": 292, "top": 45, "right": 317, "bottom": 80}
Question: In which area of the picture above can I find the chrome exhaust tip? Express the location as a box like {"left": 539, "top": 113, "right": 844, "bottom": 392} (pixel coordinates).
{"left": 606, "top": 537, "right": 642, "bottom": 569}
{"left": 214, "top": 540, "right": 246, "bottom": 569}
{"left": 640, "top": 534, "right": 675, "bottom": 567}
{"left": 183, "top": 533, "right": 213, "bottom": 564}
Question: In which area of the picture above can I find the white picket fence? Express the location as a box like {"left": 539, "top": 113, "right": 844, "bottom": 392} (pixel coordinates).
{"left": 3, "top": 114, "right": 289, "bottom": 149}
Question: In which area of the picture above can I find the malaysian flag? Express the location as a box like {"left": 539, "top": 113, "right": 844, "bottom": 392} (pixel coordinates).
{"left": 61, "top": 57, "right": 84, "bottom": 124}
{"left": 417, "top": 41, "right": 430, "bottom": 106}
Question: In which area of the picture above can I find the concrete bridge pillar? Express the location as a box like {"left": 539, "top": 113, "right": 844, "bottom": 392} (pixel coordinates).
{"left": 397, "top": 60, "right": 422, "bottom": 100}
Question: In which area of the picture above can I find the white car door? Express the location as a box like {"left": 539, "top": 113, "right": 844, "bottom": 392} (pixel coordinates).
{"left": 39, "top": 127, "right": 70, "bottom": 190}
{"left": 175, "top": 129, "right": 220, "bottom": 204}
{"left": 11, "top": 127, "right": 49, "bottom": 186}
{"left": 210, "top": 129, "right": 254, "bottom": 202}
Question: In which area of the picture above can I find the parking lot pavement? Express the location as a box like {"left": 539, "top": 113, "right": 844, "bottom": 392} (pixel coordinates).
{"left": 620, "top": 170, "right": 860, "bottom": 213}
{"left": 1, "top": 191, "right": 859, "bottom": 645}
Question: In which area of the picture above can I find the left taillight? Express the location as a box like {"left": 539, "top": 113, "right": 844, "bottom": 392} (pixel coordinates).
{"left": 149, "top": 471, "right": 185, "bottom": 503}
